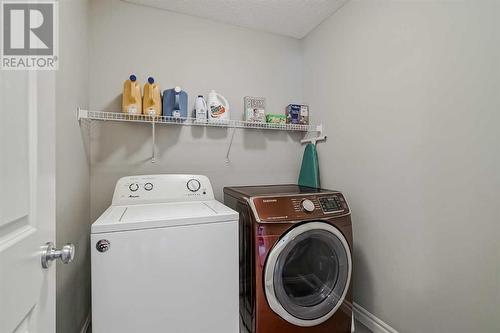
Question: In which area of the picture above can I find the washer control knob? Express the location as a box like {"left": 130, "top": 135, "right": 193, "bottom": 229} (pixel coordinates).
{"left": 144, "top": 183, "right": 153, "bottom": 191}
{"left": 301, "top": 199, "right": 315, "bottom": 213}
{"left": 187, "top": 179, "right": 201, "bottom": 192}
{"left": 129, "top": 183, "right": 139, "bottom": 192}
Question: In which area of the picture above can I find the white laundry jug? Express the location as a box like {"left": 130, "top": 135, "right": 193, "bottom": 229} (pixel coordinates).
{"left": 207, "top": 90, "right": 230, "bottom": 122}
{"left": 194, "top": 95, "right": 208, "bottom": 121}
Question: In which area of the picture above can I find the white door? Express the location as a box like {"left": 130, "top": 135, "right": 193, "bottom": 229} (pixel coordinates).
{"left": 0, "top": 70, "right": 57, "bottom": 333}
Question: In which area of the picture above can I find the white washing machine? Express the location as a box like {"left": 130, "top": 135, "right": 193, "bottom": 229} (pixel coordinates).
{"left": 91, "top": 174, "right": 239, "bottom": 333}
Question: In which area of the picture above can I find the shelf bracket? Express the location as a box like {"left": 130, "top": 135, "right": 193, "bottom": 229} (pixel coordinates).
{"left": 301, "top": 124, "right": 326, "bottom": 145}
{"left": 151, "top": 117, "right": 156, "bottom": 163}
{"left": 77, "top": 107, "right": 87, "bottom": 122}
{"left": 225, "top": 127, "right": 236, "bottom": 165}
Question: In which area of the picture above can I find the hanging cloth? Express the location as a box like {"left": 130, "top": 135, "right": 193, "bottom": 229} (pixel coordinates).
{"left": 298, "top": 143, "right": 320, "bottom": 188}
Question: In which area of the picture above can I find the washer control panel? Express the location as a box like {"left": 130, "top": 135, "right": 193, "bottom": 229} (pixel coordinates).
{"left": 252, "top": 192, "right": 349, "bottom": 222}
{"left": 112, "top": 175, "right": 215, "bottom": 205}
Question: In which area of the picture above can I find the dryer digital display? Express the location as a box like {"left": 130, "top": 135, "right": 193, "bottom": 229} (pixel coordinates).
{"left": 319, "top": 196, "right": 343, "bottom": 213}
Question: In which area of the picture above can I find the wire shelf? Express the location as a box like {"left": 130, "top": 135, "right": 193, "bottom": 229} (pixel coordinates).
{"left": 77, "top": 109, "right": 318, "bottom": 132}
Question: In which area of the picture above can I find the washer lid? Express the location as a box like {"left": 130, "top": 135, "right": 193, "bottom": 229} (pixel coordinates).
{"left": 91, "top": 200, "right": 238, "bottom": 234}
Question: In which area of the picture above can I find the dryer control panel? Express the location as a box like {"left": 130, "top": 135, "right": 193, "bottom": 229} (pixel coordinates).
{"left": 251, "top": 192, "right": 349, "bottom": 223}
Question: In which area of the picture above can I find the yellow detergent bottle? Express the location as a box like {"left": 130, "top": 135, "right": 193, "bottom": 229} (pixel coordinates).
{"left": 143, "top": 77, "right": 162, "bottom": 116}
{"left": 122, "top": 74, "right": 142, "bottom": 114}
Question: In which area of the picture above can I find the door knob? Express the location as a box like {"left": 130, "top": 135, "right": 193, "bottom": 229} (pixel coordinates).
{"left": 41, "top": 242, "right": 75, "bottom": 269}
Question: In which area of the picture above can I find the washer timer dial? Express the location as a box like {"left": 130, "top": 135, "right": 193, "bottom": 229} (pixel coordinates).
{"left": 187, "top": 179, "right": 201, "bottom": 192}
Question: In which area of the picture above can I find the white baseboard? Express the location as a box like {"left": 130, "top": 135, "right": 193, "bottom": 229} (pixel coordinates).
{"left": 79, "top": 304, "right": 388, "bottom": 333}
{"left": 80, "top": 313, "right": 91, "bottom": 333}
{"left": 353, "top": 303, "right": 398, "bottom": 333}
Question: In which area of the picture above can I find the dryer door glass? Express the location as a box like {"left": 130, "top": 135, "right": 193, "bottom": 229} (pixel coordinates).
{"left": 266, "top": 222, "right": 351, "bottom": 323}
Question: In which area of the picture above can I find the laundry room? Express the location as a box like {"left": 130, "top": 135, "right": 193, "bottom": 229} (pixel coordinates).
{"left": 1, "top": 1, "right": 499, "bottom": 333}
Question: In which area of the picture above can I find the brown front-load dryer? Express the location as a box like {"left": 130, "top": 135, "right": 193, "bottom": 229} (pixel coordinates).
{"left": 224, "top": 185, "right": 353, "bottom": 333}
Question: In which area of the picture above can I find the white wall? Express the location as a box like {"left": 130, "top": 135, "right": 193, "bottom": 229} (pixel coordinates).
{"left": 303, "top": 1, "right": 500, "bottom": 332}
{"left": 56, "top": 0, "right": 90, "bottom": 332}
{"left": 88, "top": 0, "right": 304, "bottom": 220}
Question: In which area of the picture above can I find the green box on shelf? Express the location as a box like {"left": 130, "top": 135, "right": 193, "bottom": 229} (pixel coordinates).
{"left": 266, "top": 114, "right": 286, "bottom": 124}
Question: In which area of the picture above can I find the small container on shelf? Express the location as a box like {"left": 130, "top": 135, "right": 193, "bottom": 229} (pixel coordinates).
{"left": 266, "top": 114, "right": 286, "bottom": 124}
{"left": 122, "top": 74, "right": 142, "bottom": 115}
{"left": 286, "top": 104, "right": 309, "bottom": 125}
{"left": 143, "top": 77, "right": 162, "bottom": 116}
{"left": 207, "top": 90, "right": 230, "bottom": 122}
{"left": 193, "top": 95, "right": 208, "bottom": 121}
{"left": 163, "top": 86, "right": 188, "bottom": 119}
{"left": 244, "top": 96, "right": 266, "bottom": 122}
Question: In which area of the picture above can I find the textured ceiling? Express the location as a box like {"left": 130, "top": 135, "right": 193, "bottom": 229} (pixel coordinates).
{"left": 123, "top": 0, "right": 347, "bottom": 39}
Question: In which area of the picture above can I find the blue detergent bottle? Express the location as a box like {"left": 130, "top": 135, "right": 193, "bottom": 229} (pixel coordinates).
{"left": 163, "top": 86, "right": 188, "bottom": 118}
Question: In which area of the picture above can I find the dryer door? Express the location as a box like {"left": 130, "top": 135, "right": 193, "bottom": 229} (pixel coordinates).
{"left": 264, "top": 221, "right": 352, "bottom": 327}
